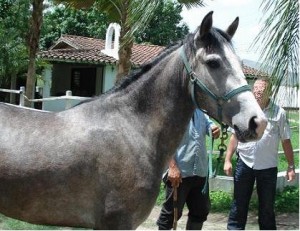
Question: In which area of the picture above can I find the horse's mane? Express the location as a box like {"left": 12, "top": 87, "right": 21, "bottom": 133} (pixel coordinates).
{"left": 107, "top": 41, "right": 184, "bottom": 94}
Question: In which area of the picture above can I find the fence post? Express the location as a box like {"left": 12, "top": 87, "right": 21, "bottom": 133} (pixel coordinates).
{"left": 19, "top": 86, "right": 25, "bottom": 107}
{"left": 65, "top": 90, "right": 72, "bottom": 110}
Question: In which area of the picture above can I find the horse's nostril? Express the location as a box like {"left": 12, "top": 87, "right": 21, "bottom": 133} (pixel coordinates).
{"left": 249, "top": 116, "right": 258, "bottom": 131}
{"left": 254, "top": 116, "right": 268, "bottom": 138}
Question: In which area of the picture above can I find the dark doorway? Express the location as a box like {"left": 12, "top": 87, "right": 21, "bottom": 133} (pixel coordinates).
{"left": 71, "top": 68, "right": 96, "bottom": 97}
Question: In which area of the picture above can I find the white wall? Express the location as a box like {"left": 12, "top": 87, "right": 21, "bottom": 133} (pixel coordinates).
{"left": 103, "top": 65, "right": 117, "bottom": 92}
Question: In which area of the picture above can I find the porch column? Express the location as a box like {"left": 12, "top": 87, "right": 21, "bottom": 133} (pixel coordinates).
{"left": 42, "top": 64, "right": 53, "bottom": 98}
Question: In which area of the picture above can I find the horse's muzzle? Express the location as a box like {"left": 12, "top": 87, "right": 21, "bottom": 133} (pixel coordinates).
{"left": 234, "top": 115, "right": 267, "bottom": 142}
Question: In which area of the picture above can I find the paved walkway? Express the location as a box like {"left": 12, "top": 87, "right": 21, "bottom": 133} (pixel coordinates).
{"left": 138, "top": 206, "right": 299, "bottom": 230}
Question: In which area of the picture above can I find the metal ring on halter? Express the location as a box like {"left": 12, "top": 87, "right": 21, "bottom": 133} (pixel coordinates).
{"left": 190, "top": 73, "right": 196, "bottom": 82}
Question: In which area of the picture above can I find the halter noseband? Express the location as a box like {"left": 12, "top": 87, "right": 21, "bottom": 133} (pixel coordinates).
{"left": 180, "top": 46, "right": 251, "bottom": 124}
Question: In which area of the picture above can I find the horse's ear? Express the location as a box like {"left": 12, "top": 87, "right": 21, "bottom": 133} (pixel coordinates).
{"left": 226, "top": 17, "right": 239, "bottom": 39}
{"left": 199, "top": 11, "right": 213, "bottom": 37}
{"left": 194, "top": 11, "right": 213, "bottom": 41}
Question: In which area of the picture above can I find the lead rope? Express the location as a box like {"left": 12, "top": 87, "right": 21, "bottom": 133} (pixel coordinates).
{"left": 201, "top": 128, "right": 214, "bottom": 195}
{"left": 208, "top": 128, "right": 214, "bottom": 178}
{"left": 213, "top": 124, "right": 228, "bottom": 177}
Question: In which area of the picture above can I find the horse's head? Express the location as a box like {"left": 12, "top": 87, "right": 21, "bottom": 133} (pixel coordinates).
{"left": 182, "top": 11, "right": 267, "bottom": 142}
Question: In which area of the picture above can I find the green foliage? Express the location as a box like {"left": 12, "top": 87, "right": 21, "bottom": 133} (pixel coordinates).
{"left": 0, "top": 0, "right": 13, "bottom": 19}
{"left": 42, "top": 0, "right": 189, "bottom": 49}
{"left": 209, "top": 191, "right": 232, "bottom": 212}
{"left": 0, "top": 0, "right": 30, "bottom": 88}
{"left": 134, "top": 0, "right": 189, "bottom": 46}
{"left": 0, "top": 213, "right": 60, "bottom": 230}
{"left": 40, "top": 3, "right": 109, "bottom": 49}
{"left": 156, "top": 182, "right": 166, "bottom": 206}
{"left": 274, "top": 186, "right": 299, "bottom": 212}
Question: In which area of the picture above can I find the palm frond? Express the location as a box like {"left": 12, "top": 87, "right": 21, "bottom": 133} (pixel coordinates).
{"left": 177, "top": 0, "right": 205, "bottom": 9}
{"left": 123, "top": 0, "right": 161, "bottom": 43}
{"left": 253, "top": 0, "right": 299, "bottom": 105}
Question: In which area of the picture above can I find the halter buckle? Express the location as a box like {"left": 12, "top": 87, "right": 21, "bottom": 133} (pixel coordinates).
{"left": 190, "top": 73, "right": 196, "bottom": 82}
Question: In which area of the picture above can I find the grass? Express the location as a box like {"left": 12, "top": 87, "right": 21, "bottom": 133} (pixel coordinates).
{"left": 0, "top": 214, "right": 62, "bottom": 230}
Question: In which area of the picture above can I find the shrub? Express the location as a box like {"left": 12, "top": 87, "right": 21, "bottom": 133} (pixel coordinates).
{"left": 209, "top": 190, "right": 232, "bottom": 212}
{"left": 274, "top": 186, "right": 299, "bottom": 213}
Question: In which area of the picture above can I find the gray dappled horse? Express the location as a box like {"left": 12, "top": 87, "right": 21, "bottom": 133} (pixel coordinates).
{"left": 0, "top": 12, "right": 267, "bottom": 229}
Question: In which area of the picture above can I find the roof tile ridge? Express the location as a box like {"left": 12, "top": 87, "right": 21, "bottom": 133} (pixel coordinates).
{"left": 61, "top": 34, "right": 105, "bottom": 41}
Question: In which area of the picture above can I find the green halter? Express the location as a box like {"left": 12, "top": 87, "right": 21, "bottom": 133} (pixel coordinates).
{"left": 180, "top": 46, "right": 251, "bottom": 124}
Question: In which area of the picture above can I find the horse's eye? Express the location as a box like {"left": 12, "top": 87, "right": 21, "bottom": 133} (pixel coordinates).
{"left": 206, "top": 60, "right": 220, "bottom": 69}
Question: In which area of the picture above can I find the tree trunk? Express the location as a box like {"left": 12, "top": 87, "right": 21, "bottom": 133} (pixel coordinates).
{"left": 10, "top": 72, "right": 17, "bottom": 104}
{"left": 25, "top": 0, "right": 43, "bottom": 107}
{"left": 115, "top": 0, "right": 133, "bottom": 84}
{"left": 116, "top": 39, "right": 133, "bottom": 83}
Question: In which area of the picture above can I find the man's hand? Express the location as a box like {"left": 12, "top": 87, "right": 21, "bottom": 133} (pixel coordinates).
{"left": 224, "top": 160, "right": 233, "bottom": 176}
{"left": 286, "top": 167, "right": 296, "bottom": 182}
{"left": 168, "top": 161, "right": 182, "bottom": 188}
{"left": 211, "top": 125, "right": 221, "bottom": 139}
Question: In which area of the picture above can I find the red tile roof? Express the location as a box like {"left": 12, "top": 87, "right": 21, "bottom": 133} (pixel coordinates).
{"left": 39, "top": 34, "right": 164, "bottom": 66}
{"left": 39, "top": 34, "right": 264, "bottom": 76}
{"left": 242, "top": 63, "right": 267, "bottom": 77}
{"left": 39, "top": 48, "right": 116, "bottom": 64}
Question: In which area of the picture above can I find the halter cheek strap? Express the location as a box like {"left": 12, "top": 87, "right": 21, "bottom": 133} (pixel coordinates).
{"left": 180, "top": 46, "right": 251, "bottom": 124}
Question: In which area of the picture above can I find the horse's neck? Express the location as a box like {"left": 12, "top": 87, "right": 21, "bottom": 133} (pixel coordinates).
{"left": 112, "top": 51, "right": 194, "bottom": 165}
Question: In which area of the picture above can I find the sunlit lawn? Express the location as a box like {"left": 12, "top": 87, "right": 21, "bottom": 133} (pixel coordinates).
{"left": 0, "top": 213, "right": 63, "bottom": 230}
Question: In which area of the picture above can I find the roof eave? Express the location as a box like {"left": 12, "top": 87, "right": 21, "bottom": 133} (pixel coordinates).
{"left": 39, "top": 57, "right": 117, "bottom": 65}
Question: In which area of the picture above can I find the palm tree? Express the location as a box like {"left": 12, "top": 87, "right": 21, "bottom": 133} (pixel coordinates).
{"left": 253, "top": 0, "right": 299, "bottom": 101}
{"left": 55, "top": 0, "right": 205, "bottom": 83}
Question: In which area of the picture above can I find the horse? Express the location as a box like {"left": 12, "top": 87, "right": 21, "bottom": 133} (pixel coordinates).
{"left": 0, "top": 12, "right": 267, "bottom": 229}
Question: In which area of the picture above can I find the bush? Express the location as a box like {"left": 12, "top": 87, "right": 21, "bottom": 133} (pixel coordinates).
{"left": 275, "top": 186, "right": 299, "bottom": 213}
{"left": 209, "top": 191, "right": 232, "bottom": 212}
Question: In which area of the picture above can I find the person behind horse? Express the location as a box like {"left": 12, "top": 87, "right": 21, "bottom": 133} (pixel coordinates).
{"left": 156, "top": 108, "right": 220, "bottom": 230}
{"left": 223, "top": 78, "right": 296, "bottom": 230}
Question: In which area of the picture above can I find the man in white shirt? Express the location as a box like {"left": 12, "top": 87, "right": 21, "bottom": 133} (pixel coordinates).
{"left": 223, "top": 78, "right": 295, "bottom": 230}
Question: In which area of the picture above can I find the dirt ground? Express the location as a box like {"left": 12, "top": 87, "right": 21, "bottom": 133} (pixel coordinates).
{"left": 138, "top": 206, "right": 299, "bottom": 230}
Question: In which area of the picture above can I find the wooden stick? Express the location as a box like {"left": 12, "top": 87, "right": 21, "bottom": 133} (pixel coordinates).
{"left": 173, "top": 186, "right": 178, "bottom": 230}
